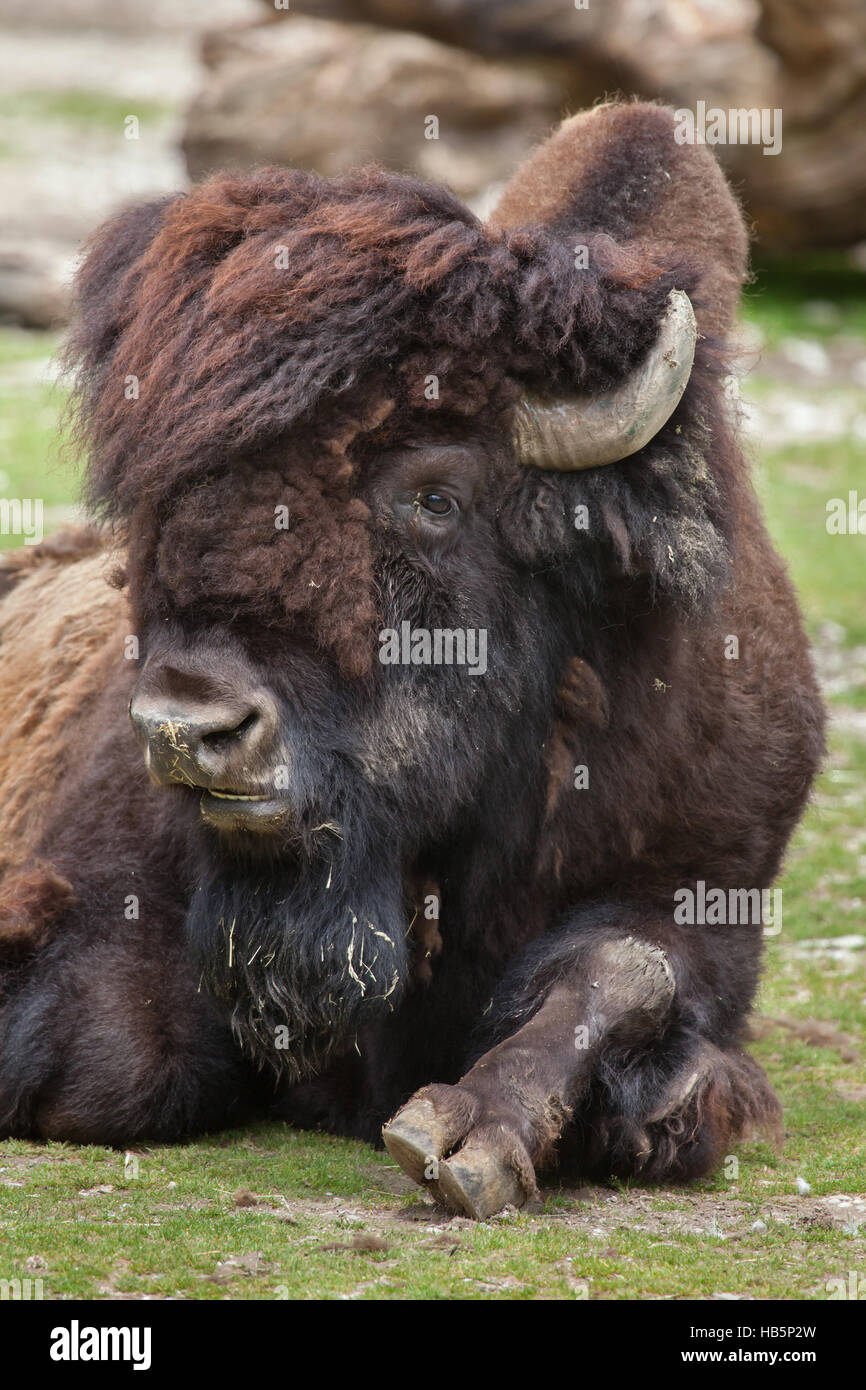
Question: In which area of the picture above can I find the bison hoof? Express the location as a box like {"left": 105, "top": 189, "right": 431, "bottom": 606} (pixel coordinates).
{"left": 383, "top": 1086, "right": 538, "bottom": 1221}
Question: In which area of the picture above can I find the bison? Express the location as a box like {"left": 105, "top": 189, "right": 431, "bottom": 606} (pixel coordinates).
{"left": 0, "top": 103, "right": 824, "bottom": 1219}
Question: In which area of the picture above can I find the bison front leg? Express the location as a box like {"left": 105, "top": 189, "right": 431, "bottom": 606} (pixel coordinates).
{"left": 384, "top": 935, "right": 675, "bottom": 1219}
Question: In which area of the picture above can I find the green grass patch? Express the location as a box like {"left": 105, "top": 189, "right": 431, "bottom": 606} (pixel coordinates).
{"left": 1, "top": 1123, "right": 863, "bottom": 1299}
{"left": 0, "top": 90, "right": 173, "bottom": 135}
{"left": 757, "top": 437, "right": 866, "bottom": 654}
{"left": 0, "top": 328, "right": 78, "bottom": 548}
{"left": 745, "top": 253, "right": 866, "bottom": 345}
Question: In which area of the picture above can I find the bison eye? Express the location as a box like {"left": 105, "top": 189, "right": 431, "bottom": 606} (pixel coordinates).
{"left": 416, "top": 492, "right": 454, "bottom": 517}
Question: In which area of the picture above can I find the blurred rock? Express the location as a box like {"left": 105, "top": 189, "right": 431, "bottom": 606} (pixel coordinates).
{"left": 279, "top": 0, "right": 753, "bottom": 69}
{"left": 0, "top": 242, "right": 73, "bottom": 329}
{"left": 254, "top": 0, "right": 866, "bottom": 251}
{"left": 737, "top": 0, "right": 866, "bottom": 250}
{"left": 182, "top": 17, "right": 571, "bottom": 203}
{"left": 0, "top": 0, "right": 258, "bottom": 31}
{"left": 0, "top": 1, "right": 219, "bottom": 328}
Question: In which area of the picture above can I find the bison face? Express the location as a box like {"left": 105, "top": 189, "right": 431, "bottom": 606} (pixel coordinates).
{"left": 127, "top": 425, "right": 549, "bottom": 847}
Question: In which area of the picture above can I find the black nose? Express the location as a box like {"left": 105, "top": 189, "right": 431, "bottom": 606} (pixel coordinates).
{"left": 129, "top": 689, "right": 279, "bottom": 791}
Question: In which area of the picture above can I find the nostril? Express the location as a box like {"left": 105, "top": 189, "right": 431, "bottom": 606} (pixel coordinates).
{"left": 200, "top": 710, "right": 259, "bottom": 752}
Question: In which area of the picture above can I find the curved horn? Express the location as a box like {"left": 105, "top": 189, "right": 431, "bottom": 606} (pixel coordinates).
{"left": 513, "top": 290, "right": 697, "bottom": 471}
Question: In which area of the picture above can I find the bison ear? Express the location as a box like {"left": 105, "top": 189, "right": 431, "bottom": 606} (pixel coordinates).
{"left": 489, "top": 102, "right": 748, "bottom": 340}
{"left": 64, "top": 195, "right": 180, "bottom": 382}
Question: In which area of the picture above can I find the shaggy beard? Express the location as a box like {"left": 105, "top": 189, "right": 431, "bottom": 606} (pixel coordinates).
{"left": 185, "top": 849, "right": 409, "bottom": 1083}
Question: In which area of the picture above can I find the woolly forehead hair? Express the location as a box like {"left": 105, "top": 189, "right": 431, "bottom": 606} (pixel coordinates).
{"left": 64, "top": 163, "right": 678, "bottom": 677}
{"left": 66, "top": 164, "right": 675, "bottom": 520}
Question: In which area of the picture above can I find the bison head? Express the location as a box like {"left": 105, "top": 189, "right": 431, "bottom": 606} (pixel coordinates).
{"left": 64, "top": 103, "right": 746, "bottom": 1078}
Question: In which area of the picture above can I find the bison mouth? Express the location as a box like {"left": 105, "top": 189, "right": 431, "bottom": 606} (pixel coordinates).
{"left": 199, "top": 787, "right": 288, "bottom": 832}
{"left": 197, "top": 787, "right": 346, "bottom": 862}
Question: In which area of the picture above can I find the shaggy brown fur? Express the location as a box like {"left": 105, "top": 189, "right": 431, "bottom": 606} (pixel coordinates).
{"left": 0, "top": 529, "right": 124, "bottom": 860}
{"left": 490, "top": 101, "right": 749, "bottom": 338}
{"left": 0, "top": 862, "right": 74, "bottom": 956}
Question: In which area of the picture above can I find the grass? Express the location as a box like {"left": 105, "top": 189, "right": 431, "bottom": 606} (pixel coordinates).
{"left": 0, "top": 90, "right": 173, "bottom": 138}
{"left": 0, "top": 331, "right": 77, "bottom": 547}
{"left": 1, "top": 256, "right": 865, "bottom": 1300}
{"left": 758, "top": 437, "right": 866, "bottom": 662}
{"left": 0, "top": 1119, "right": 863, "bottom": 1300}
{"left": 743, "top": 253, "right": 866, "bottom": 345}
{"left": 1, "top": 1120, "right": 863, "bottom": 1301}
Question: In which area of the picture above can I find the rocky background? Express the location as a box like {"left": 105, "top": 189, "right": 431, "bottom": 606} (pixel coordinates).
{"left": 185, "top": 0, "right": 866, "bottom": 248}
{"left": 0, "top": 0, "right": 256, "bottom": 327}
{"left": 2, "top": 0, "right": 866, "bottom": 328}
